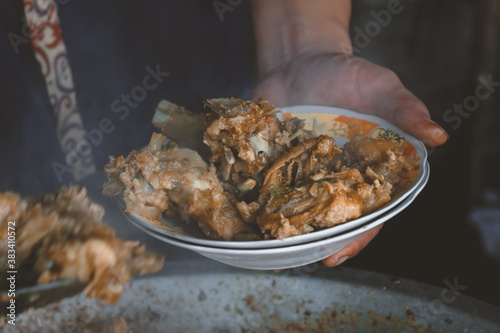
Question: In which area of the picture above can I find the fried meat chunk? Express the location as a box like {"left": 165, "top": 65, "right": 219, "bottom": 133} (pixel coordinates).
{"left": 257, "top": 169, "right": 392, "bottom": 239}
{"left": 0, "top": 186, "right": 164, "bottom": 303}
{"left": 260, "top": 135, "right": 342, "bottom": 194}
{"left": 236, "top": 135, "right": 342, "bottom": 225}
{"left": 103, "top": 133, "right": 256, "bottom": 240}
{"left": 203, "top": 98, "right": 315, "bottom": 189}
{"left": 341, "top": 134, "right": 415, "bottom": 187}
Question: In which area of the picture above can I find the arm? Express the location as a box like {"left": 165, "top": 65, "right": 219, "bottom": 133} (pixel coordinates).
{"left": 251, "top": 0, "right": 448, "bottom": 146}
{"left": 251, "top": 0, "right": 448, "bottom": 266}
{"left": 252, "top": 0, "right": 352, "bottom": 76}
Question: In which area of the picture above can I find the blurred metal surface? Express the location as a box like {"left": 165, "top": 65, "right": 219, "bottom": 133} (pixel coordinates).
{"left": 3, "top": 264, "right": 500, "bottom": 332}
{"left": 0, "top": 279, "right": 86, "bottom": 316}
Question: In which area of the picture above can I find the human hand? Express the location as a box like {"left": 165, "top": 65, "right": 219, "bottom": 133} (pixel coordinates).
{"left": 251, "top": 52, "right": 448, "bottom": 147}
{"left": 251, "top": 0, "right": 447, "bottom": 266}
{"left": 251, "top": 52, "right": 448, "bottom": 266}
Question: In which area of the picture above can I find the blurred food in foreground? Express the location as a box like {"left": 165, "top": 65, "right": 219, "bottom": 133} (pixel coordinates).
{"left": 0, "top": 186, "right": 164, "bottom": 304}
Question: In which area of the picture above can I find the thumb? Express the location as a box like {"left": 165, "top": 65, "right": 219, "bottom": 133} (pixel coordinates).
{"left": 378, "top": 93, "right": 449, "bottom": 147}
{"left": 358, "top": 67, "right": 449, "bottom": 147}
{"left": 250, "top": 74, "right": 288, "bottom": 106}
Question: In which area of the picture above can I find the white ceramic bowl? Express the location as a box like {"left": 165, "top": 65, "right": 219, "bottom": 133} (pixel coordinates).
{"left": 122, "top": 105, "right": 428, "bottom": 249}
{"left": 124, "top": 163, "right": 429, "bottom": 270}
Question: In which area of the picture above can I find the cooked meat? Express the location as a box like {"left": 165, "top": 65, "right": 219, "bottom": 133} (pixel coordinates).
{"left": 0, "top": 192, "right": 27, "bottom": 229}
{"left": 236, "top": 135, "right": 341, "bottom": 225}
{"left": 152, "top": 99, "right": 210, "bottom": 158}
{"left": 260, "top": 135, "right": 341, "bottom": 194}
{"left": 257, "top": 169, "right": 392, "bottom": 239}
{"left": 0, "top": 186, "right": 164, "bottom": 303}
{"left": 203, "top": 98, "right": 314, "bottom": 191}
{"left": 103, "top": 133, "right": 170, "bottom": 219}
{"left": 103, "top": 132, "right": 257, "bottom": 240}
{"left": 188, "top": 186, "right": 256, "bottom": 241}
{"left": 105, "top": 98, "right": 419, "bottom": 241}
{"left": 341, "top": 134, "right": 415, "bottom": 187}
{"left": 0, "top": 193, "right": 54, "bottom": 268}
{"left": 0, "top": 187, "right": 106, "bottom": 268}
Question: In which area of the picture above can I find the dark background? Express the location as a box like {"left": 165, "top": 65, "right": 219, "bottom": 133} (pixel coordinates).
{"left": 347, "top": 0, "right": 500, "bottom": 307}
{"left": 0, "top": 0, "right": 499, "bottom": 307}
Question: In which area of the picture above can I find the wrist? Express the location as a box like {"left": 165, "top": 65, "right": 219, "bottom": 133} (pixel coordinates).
{"left": 252, "top": 0, "right": 352, "bottom": 77}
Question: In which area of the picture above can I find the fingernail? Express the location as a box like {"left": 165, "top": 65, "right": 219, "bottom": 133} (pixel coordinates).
{"left": 426, "top": 118, "right": 445, "bottom": 131}
{"left": 431, "top": 121, "right": 448, "bottom": 135}
{"left": 424, "top": 119, "right": 449, "bottom": 144}
{"left": 336, "top": 256, "right": 350, "bottom": 265}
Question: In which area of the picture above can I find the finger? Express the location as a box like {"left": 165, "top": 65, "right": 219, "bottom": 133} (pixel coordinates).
{"left": 322, "top": 224, "right": 383, "bottom": 267}
{"left": 250, "top": 73, "right": 288, "bottom": 105}
{"left": 376, "top": 91, "right": 448, "bottom": 147}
